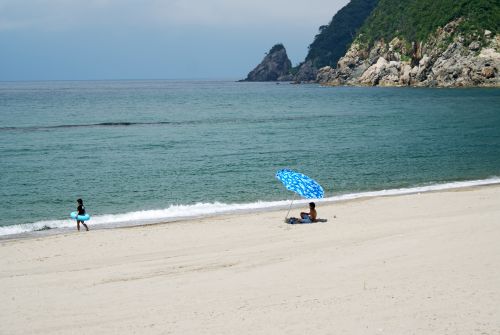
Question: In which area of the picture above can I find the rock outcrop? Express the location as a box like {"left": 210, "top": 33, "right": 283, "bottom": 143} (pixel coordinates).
{"left": 292, "top": 60, "right": 317, "bottom": 83}
{"left": 242, "top": 44, "right": 292, "bottom": 81}
{"left": 317, "top": 20, "right": 500, "bottom": 87}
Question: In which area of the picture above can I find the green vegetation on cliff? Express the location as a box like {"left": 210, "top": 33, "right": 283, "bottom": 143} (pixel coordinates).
{"left": 305, "top": 0, "right": 379, "bottom": 68}
{"left": 358, "top": 0, "right": 500, "bottom": 45}
{"left": 268, "top": 43, "right": 286, "bottom": 54}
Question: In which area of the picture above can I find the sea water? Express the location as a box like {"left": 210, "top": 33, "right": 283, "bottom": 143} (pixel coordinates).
{"left": 1, "top": 80, "right": 499, "bottom": 236}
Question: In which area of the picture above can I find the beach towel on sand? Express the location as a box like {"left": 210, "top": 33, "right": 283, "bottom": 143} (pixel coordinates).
{"left": 285, "top": 217, "right": 328, "bottom": 224}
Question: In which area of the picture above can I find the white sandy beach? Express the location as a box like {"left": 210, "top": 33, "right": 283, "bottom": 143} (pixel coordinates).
{"left": 1, "top": 185, "right": 499, "bottom": 334}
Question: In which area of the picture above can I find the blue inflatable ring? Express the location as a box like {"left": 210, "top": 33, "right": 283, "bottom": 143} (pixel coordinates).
{"left": 70, "top": 211, "right": 91, "bottom": 221}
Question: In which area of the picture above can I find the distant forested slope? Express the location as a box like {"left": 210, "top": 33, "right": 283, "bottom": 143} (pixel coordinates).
{"left": 304, "top": 0, "right": 379, "bottom": 69}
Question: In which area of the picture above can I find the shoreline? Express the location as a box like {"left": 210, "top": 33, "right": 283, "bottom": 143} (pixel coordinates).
{"left": 2, "top": 177, "right": 500, "bottom": 241}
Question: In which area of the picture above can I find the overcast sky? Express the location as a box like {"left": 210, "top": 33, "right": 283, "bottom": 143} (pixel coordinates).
{"left": 0, "top": 0, "right": 349, "bottom": 80}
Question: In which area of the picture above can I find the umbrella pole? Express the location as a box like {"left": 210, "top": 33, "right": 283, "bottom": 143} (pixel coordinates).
{"left": 285, "top": 193, "right": 296, "bottom": 220}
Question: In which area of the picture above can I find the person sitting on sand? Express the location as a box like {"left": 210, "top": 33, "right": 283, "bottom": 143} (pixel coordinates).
{"left": 76, "top": 198, "right": 89, "bottom": 231}
{"left": 299, "top": 202, "right": 317, "bottom": 223}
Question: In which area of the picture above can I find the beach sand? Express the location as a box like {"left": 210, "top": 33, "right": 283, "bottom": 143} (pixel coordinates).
{"left": 1, "top": 185, "right": 499, "bottom": 334}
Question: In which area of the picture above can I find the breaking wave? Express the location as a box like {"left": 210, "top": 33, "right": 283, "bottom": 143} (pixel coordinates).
{"left": 1, "top": 177, "right": 499, "bottom": 238}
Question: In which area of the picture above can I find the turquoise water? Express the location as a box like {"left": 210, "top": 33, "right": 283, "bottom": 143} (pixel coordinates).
{"left": 1, "top": 80, "right": 500, "bottom": 235}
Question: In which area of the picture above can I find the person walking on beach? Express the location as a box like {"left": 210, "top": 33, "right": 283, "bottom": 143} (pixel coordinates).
{"left": 76, "top": 198, "right": 89, "bottom": 231}
{"left": 299, "top": 202, "right": 317, "bottom": 223}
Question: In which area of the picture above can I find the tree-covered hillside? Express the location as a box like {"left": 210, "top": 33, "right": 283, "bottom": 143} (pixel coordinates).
{"left": 305, "top": 0, "right": 379, "bottom": 69}
{"left": 358, "top": 0, "right": 500, "bottom": 45}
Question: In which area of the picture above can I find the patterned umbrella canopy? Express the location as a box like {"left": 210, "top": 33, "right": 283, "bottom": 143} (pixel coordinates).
{"left": 275, "top": 169, "right": 324, "bottom": 199}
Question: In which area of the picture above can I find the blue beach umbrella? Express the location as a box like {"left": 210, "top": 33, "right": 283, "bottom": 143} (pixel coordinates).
{"left": 275, "top": 169, "right": 324, "bottom": 219}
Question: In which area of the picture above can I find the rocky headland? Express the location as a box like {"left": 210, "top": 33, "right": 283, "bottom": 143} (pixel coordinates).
{"left": 242, "top": 0, "right": 499, "bottom": 87}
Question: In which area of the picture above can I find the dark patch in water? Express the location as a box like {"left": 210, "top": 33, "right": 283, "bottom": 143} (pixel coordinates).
{"left": 35, "top": 225, "right": 52, "bottom": 231}
{"left": 0, "top": 115, "right": 327, "bottom": 132}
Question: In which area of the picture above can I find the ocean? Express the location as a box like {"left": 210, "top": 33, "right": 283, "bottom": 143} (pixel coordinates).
{"left": 1, "top": 80, "right": 499, "bottom": 237}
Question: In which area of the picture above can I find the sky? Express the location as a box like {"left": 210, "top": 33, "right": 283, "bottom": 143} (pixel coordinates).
{"left": 0, "top": 0, "right": 349, "bottom": 81}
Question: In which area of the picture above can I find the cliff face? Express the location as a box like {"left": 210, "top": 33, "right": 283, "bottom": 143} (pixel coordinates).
{"left": 242, "top": 44, "right": 292, "bottom": 82}
{"left": 317, "top": 20, "right": 500, "bottom": 87}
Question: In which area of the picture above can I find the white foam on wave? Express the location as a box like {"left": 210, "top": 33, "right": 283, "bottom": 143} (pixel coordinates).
{"left": 1, "top": 177, "right": 499, "bottom": 238}
{"left": 323, "top": 176, "right": 500, "bottom": 202}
